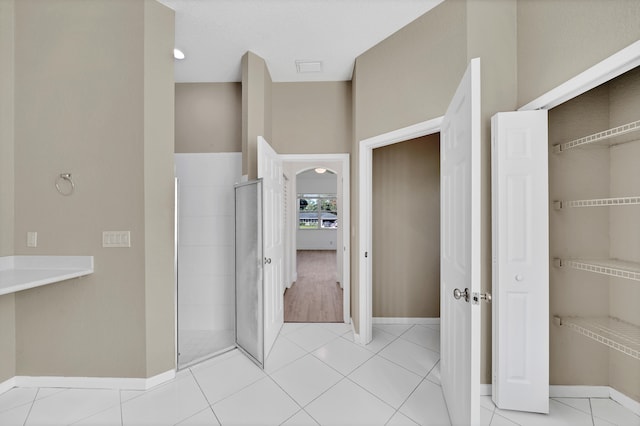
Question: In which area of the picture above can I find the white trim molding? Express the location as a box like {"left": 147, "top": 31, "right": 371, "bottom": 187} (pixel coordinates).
{"left": 372, "top": 317, "right": 440, "bottom": 325}
{"left": 1, "top": 370, "right": 175, "bottom": 395}
{"left": 481, "top": 385, "right": 640, "bottom": 416}
{"left": 358, "top": 116, "right": 443, "bottom": 345}
{"left": 519, "top": 40, "right": 640, "bottom": 111}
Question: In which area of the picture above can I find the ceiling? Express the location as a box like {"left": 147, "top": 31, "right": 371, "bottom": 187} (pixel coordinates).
{"left": 157, "top": 0, "right": 444, "bottom": 83}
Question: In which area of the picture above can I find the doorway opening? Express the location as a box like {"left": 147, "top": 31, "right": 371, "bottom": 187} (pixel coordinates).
{"left": 285, "top": 168, "right": 341, "bottom": 322}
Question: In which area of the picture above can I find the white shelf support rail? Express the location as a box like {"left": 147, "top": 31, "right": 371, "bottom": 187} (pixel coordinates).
{"left": 553, "top": 196, "right": 640, "bottom": 209}
{"left": 553, "top": 119, "right": 640, "bottom": 153}
{"left": 554, "top": 316, "right": 640, "bottom": 360}
{"left": 553, "top": 258, "right": 640, "bottom": 281}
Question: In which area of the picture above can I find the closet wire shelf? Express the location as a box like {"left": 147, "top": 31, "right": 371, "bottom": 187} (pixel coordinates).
{"left": 553, "top": 119, "right": 640, "bottom": 153}
{"left": 553, "top": 196, "right": 640, "bottom": 209}
{"left": 554, "top": 258, "right": 640, "bottom": 281}
{"left": 554, "top": 316, "right": 640, "bottom": 360}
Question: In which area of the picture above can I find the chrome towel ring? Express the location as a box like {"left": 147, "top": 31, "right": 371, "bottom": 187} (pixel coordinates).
{"left": 55, "top": 173, "right": 75, "bottom": 196}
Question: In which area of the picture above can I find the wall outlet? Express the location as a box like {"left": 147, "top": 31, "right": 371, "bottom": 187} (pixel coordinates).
{"left": 27, "top": 231, "right": 37, "bottom": 248}
{"left": 102, "top": 231, "right": 131, "bottom": 248}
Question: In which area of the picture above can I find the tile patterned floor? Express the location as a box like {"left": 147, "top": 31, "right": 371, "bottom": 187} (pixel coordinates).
{"left": 1, "top": 323, "right": 639, "bottom": 425}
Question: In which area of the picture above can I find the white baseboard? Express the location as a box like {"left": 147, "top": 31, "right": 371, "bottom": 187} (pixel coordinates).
{"left": 372, "top": 317, "right": 440, "bottom": 325}
{"left": 548, "top": 385, "right": 610, "bottom": 398}
{"left": 1, "top": 369, "right": 175, "bottom": 395}
{"left": 610, "top": 387, "right": 640, "bottom": 417}
{"left": 0, "top": 377, "right": 16, "bottom": 395}
{"left": 482, "top": 385, "right": 639, "bottom": 416}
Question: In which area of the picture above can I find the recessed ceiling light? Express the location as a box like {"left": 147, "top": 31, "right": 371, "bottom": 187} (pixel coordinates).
{"left": 296, "top": 60, "right": 323, "bottom": 73}
{"left": 173, "top": 48, "right": 185, "bottom": 60}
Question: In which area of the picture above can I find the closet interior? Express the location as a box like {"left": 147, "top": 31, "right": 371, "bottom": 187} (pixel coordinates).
{"left": 548, "top": 66, "right": 640, "bottom": 401}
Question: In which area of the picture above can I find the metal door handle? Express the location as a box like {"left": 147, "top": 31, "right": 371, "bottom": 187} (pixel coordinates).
{"left": 453, "top": 288, "right": 470, "bottom": 302}
{"left": 264, "top": 257, "right": 271, "bottom": 264}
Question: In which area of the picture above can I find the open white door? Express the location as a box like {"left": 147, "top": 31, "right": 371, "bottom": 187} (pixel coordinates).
{"left": 491, "top": 111, "right": 549, "bottom": 413}
{"left": 440, "top": 58, "right": 482, "bottom": 426}
{"left": 257, "top": 136, "right": 284, "bottom": 358}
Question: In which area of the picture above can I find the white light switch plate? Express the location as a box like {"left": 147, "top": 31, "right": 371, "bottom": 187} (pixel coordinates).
{"left": 102, "top": 231, "right": 131, "bottom": 248}
{"left": 27, "top": 232, "right": 37, "bottom": 248}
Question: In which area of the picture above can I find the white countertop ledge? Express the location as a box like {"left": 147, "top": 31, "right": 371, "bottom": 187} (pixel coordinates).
{"left": 0, "top": 256, "right": 94, "bottom": 296}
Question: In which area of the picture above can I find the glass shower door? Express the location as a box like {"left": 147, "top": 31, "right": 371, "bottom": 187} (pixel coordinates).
{"left": 235, "top": 180, "right": 264, "bottom": 368}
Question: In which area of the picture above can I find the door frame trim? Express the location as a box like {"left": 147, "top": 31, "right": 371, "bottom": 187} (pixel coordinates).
{"left": 280, "top": 153, "right": 351, "bottom": 324}
{"left": 358, "top": 116, "right": 443, "bottom": 344}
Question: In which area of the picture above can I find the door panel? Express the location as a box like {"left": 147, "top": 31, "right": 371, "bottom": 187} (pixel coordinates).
{"left": 235, "top": 180, "right": 264, "bottom": 368}
{"left": 257, "top": 137, "right": 284, "bottom": 358}
{"left": 440, "top": 58, "right": 481, "bottom": 426}
{"left": 492, "top": 111, "right": 549, "bottom": 413}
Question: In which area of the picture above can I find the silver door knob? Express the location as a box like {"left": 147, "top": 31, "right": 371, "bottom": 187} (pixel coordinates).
{"left": 453, "top": 288, "right": 470, "bottom": 302}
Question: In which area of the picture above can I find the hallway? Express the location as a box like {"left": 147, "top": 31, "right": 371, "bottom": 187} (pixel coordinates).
{"left": 284, "top": 251, "right": 343, "bottom": 323}
{"left": 1, "top": 323, "right": 637, "bottom": 425}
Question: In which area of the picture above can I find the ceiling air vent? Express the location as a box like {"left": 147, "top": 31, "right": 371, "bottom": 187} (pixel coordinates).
{"left": 295, "top": 60, "right": 323, "bottom": 73}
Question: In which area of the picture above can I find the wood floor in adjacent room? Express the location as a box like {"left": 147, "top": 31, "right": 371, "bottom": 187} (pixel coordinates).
{"left": 284, "top": 250, "right": 343, "bottom": 323}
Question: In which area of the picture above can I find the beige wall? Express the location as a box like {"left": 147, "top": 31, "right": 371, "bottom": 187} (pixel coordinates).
{"left": 272, "top": 82, "right": 352, "bottom": 154}
{"left": 12, "top": 0, "right": 174, "bottom": 378}
{"left": 175, "top": 83, "right": 241, "bottom": 153}
{"left": 0, "top": 0, "right": 14, "bottom": 258}
{"left": 143, "top": 0, "right": 176, "bottom": 378}
{"left": 241, "top": 51, "right": 272, "bottom": 179}
{"left": 353, "top": 0, "right": 517, "bottom": 383}
{"left": 0, "top": 294, "right": 15, "bottom": 384}
{"left": 372, "top": 135, "right": 440, "bottom": 318}
{"left": 517, "top": 0, "right": 640, "bottom": 106}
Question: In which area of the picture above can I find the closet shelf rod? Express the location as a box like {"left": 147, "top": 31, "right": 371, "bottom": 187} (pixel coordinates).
{"left": 553, "top": 258, "right": 640, "bottom": 281}
{"left": 553, "top": 119, "right": 640, "bottom": 153}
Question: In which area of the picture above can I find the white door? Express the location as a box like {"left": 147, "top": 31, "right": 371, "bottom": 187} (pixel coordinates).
{"left": 440, "top": 58, "right": 481, "bottom": 426}
{"left": 257, "top": 136, "right": 284, "bottom": 358}
{"left": 491, "top": 111, "right": 549, "bottom": 413}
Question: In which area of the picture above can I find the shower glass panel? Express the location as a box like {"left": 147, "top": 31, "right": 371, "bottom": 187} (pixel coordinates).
{"left": 235, "top": 180, "right": 264, "bottom": 368}
{"left": 175, "top": 153, "right": 241, "bottom": 370}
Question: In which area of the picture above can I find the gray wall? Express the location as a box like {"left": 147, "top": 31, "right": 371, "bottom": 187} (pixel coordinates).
{"left": 372, "top": 135, "right": 440, "bottom": 318}
{"left": 9, "top": 0, "right": 175, "bottom": 379}
{"left": 175, "top": 83, "right": 241, "bottom": 153}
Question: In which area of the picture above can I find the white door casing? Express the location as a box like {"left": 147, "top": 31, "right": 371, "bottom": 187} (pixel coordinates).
{"left": 440, "top": 58, "right": 482, "bottom": 426}
{"left": 257, "top": 136, "right": 284, "bottom": 358}
{"left": 491, "top": 111, "right": 549, "bottom": 413}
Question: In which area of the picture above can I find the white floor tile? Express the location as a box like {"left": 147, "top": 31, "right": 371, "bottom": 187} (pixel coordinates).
{"left": 386, "top": 411, "right": 420, "bottom": 425}
{"left": 121, "top": 373, "right": 209, "bottom": 426}
{"left": 591, "top": 398, "right": 640, "bottom": 426}
{"left": 481, "top": 395, "right": 496, "bottom": 411}
{"left": 120, "top": 390, "right": 146, "bottom": 404}
{"left": 26, "top": 389, "right": 120, "bottom": 426}
{"left": 285, "top": 324, "right": 340, "bottom": 352}
{"left": 281, "top": 323, "right": 310, "bottom": 336}
{"left": 401, "top": 325, "right": 440, "bottom": 353}
{"left": 373, "top": 324, "right": 413, "bottom": 337}
{"left": 72, "top": 405, "right": 122, "bottom": 426}
{"left": 305, "top": 379, "right": 395, "bottom": 425}
{"left": 481, "top": 406, "right": 494, "bottom": 426}
{"left": 495, "top": 398, "right": 593, "bottom": 426}
{"left": 378, "top": 338, "right": 440, "bottom": 376}
{"left": 426, "top": 360, "right": 441, "bottom": 385}
{"left": 344, "top": 328, "right": 397, "bottom": 353}
{"left": 0, "top": 402, "right": 32, "bottom": 426}
{"left": 35, "top": 388, "right": 68, "bottom": 401}
{"left": 593, "top": 416, "right": 618, "bottom": 426}
{"left": 349, "top": 356, "right": 422, "bottom": 409}
{"left": 490, "top": 412, "right": 520, "bottom": 426}
{"left": 312, "top": 336, "right": 374, "bottom": 375}
{"left": 175, "top": 407, "right": 220, "bottom": 425}
{"left": 399, "top": 380, "right": 451, "bottom": 426}
{"left": 271, "top": 354, "right": 343, "bottom": 406}
{"left": 552, "top": 397, "right": 592, "bottom": 415}
{"left": 212, "top": 377, "right": 299, "bottom": 426}
{"left": 190, "top": 350, "right": 266, "bottom": 403}
{"left": 317, "top": 322, "right": 352, "bottom": 336}
{"left": 0, "top": 388, "right": 37, "bottom": 413}
{"left": 264, "top": 335, "right": 307, "bottom": 374}
{"left": 282, "top": 409, "right": 320, "bottom": 426}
